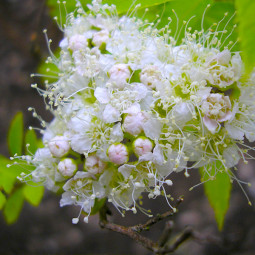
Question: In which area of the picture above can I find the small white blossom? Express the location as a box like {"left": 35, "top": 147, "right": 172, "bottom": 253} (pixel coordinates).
{"left": 140, "top": 65, "right": 162, "bottom": 89}
{"left": 92, "top": 30, "right": 109, "bottom": 47}
{"left": 202, "top": 94, "right": 233, "bottom": 133}
{"left": 69, "top": 34, "right": 88, "bottom": 51}
{"left": 85, "top": 154, "right": 106, "bottom": 175}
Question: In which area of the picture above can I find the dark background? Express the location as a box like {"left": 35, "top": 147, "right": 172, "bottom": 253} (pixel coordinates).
{"left": 0, "top": 0, "right": 255, "bottom": 254}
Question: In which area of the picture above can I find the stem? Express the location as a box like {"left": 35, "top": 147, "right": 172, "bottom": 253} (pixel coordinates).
{"left": 98, "top": 196, "right": 221, "bottom": 254}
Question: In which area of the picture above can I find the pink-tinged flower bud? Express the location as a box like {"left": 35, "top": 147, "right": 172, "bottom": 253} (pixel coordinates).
{"left": 85, "top": 154, "right": 106, "bottom": 175}
{"left": 92, "top": 30, "right": 109, "bottom": 47}
{"left": 133, "top": 137, "right": 153, "bottom": 157}
{"left": 109, "top": 64, "right": 131, "bottom": 89}
{"left": 58, "top": 158, "right": 77, "bottom": 177}
{"left": 140, "top": 65, "right": 162, "bottom": 89}
{"left": 123, "top": 111, "right": 147, "bottom": 136}
{"left": 49, "top": 136, "right": 70, "bottom": 157}
{"left": 69, "top": 34, "right": 88, "bottom": 51}
{"left": 108, "top": 143, "right": 129, "bottom": 165}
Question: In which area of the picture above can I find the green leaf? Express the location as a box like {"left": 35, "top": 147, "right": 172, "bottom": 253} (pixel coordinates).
{"left": 23, "top": 185, "right": 44, "bottom": 207}
{"left": 38, "top": 51, "right": 60, "bottom": 83}
{"left": 199, "top": 161, "right": 231, "bottom": 230}
{"left": 25, "top": 129, "right": 38, "bottom": 154}
{"left": 102, "top": 0, "right": 174, "bottom": 14}
{"left": 90, "top": 198, "right": 106, "bottom": 215}
{"left": 135, "top": 0, "right": 212, "bottom": 42}
{"left": 3, "top": 188, "right": 24, "bottom": 224}
{"left": 0, "top": 155, "right": 22, "bottom": 194}
{"left": 135, "top": 0, "right": 237, "bottom": 48}
{"left": 235, "top": 0, "right": 255, "bottom": 73}
{"left": 8, "top": 112, "right": 24, "bottom": 156}
{"left": 47, "top": 0, "right": 90, "bottom": 23}
{"left": 0, "top": 191, "right": 6, "bottom": 210}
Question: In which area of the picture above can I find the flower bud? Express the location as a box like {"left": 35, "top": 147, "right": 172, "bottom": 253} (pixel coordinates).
{"left": 109, "top": 64, "right": 131, "bottom": 89}
{"left": 85, "top": 154, "right": 106, "bottom": 175}
{"left": 108, "top": 143, "right": 129, "bottom": 165}
{"left": 123, "top": 112, "right": 146, "bottom": 136}
{"left": 165, "top": 179, "right": 173, "bottom": 186}
{"left": 49, "top": 136, "right": 70, "bottom": 157}
{"left": 58, "top": 158, "right": 77, "bottom": 177}
{"left": 133, "top": 137, "right": 153, "bottom": 157}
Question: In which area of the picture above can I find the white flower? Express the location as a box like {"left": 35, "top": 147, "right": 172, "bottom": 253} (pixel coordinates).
{"left": 58, "top": 158, "right": 77, "bottom": 177}
{"left": 223, "top": 145, "right": 240, "bottom": 168}
{"left": 169, "top": 102, "right": 194, "bottom": 129}
{"left": 94, "top": 87, "right": 110, "bottom": 104}
{"left": 69, "top": 34, "right": 88, "bottom": 51}
{"left": 92, "top": 30, "right": 109, "bottom": 47}
{"left": 85, "top": 154, "right": 106, "bottom": 175}
{"left": 201, "top": 94, "right": 233, "bottom": 133}
{"left": 140, "top": 65, "right": 162, "bottom": 89}
{"left": 48, "top": 136, "right": 70, "bottom": 157}
{"left": 108, "top": 143, "right": 129, "bottom": 164}
{"left": 108, "top": 64, "right": 131, "bottom": 89}
{"left": 123, "top": 110, "right": 147, "bottom": 136}
{"left": 103, "top": 104, "right": 120, "bottom": 123}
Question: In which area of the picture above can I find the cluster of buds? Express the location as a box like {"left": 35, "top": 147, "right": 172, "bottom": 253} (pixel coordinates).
{"left": 17, "top": 0, "right": 255, "bottom": 223}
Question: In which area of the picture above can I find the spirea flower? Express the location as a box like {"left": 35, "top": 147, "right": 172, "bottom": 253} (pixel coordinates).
{"left": 16, "top": 0, "right": 255, "bottom": 223}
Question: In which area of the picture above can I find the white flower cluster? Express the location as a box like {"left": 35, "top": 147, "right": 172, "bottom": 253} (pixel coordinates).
{"left": 18, "top": 0, "right": 255, "bottom": 222}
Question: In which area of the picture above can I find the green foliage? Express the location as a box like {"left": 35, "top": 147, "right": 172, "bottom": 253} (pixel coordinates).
{"left": 38, "top": 49, "right": 60, "bottom": 84}
{"left": 199, "top": 162, "right": 232, "bottom": 230}
{"left": 23, "top": 185, "right": 44, "bottom": 207}
{"left": 135, "top": 0, "right": 237, "bottom": 49}
{"left": 25, "top": 129, "right": 40, "bottom": 154}
{"left": 0, "top": 192, "right": 6, "bottom": 210}
{"left": 0, "top": 112, "right": 44, "bottom": 224}
{"left": 3, "top": 188, "right": 25, "bottom": 225}
{"left": 235, "top": 0, "right": 255, "bottom": 73}
{"left": 102, "top": 0, "right": 174, "bottom": 14}
{"left": 8, "top": 112, "right": 23, "bottom": 156}
{"left": 47, "top": 0, "right": 90, "bottom": 24}
{"left": 90, "top": 198, "right": 106, "bottom": 215}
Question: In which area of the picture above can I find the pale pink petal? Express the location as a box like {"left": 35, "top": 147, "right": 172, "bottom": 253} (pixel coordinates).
{"left": 203, "top": 116, "right": 219, "bottom": 134}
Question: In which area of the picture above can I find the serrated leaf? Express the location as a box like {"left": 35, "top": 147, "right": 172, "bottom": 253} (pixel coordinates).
{"left": 199, "top": 161, "right": 231, "bottom": 230}
{"left": 23, "top": 185, "right": 44, "bottom": 207}
{"left": 0, "top": 191, "right": 6, "bottom": 210}
{"left": 8, "top": 112, "right": 24, "bottom": 156}
{"left": 102, "top": 0, "right": 174, "bottom": 14}
{"left": 3, "top": 188, "right": 24, "bottom": 224}
{"left": 235, "top": 0, "right": 255, "bottom": 73}
{"left": 25, "top": 129, "right": 38, "bottom": 154}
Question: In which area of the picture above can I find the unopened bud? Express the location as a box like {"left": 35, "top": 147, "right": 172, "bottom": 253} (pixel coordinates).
{"left": 49, "top": 136, "right": 70, "bottom": 157}
{"left": 133, "top": 137, "right": 153, "bottom": 156}
{"left": 108, "top": 143, "right": 129, "bottom": 165}
{"left": 58, "top": 158, "right": 77, "bottom": 177}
